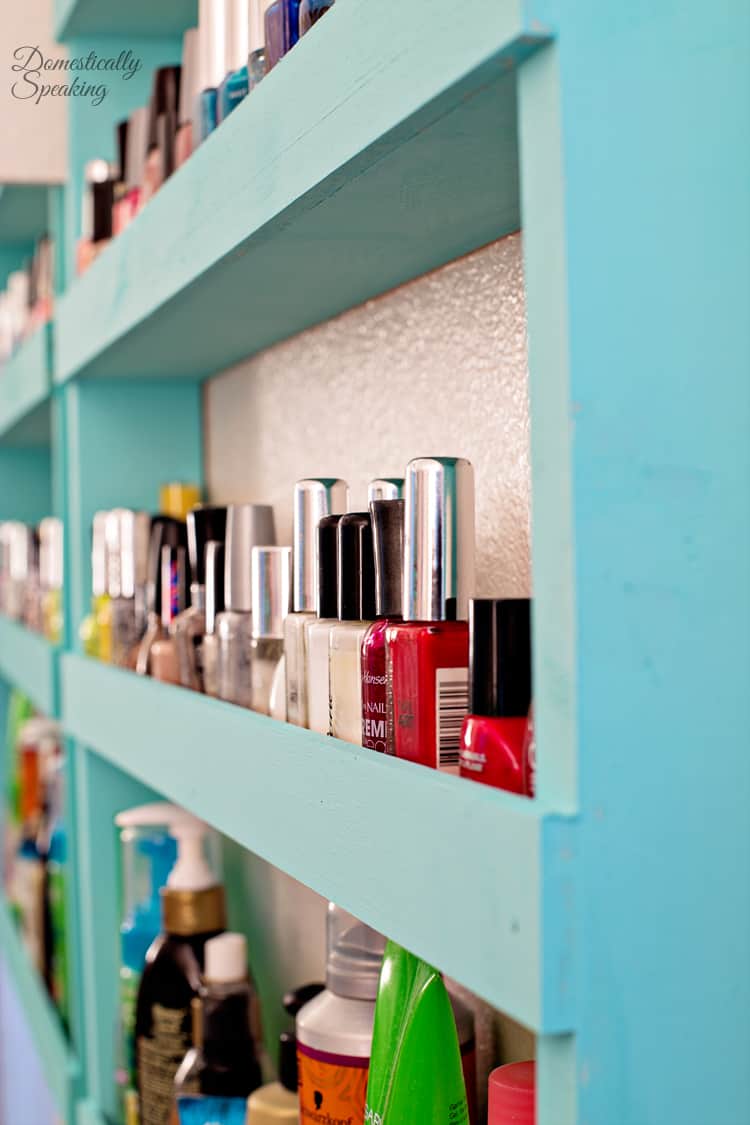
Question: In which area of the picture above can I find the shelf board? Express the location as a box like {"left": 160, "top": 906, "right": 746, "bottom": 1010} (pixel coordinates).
{"left": 0, "top": 324, "right": 52, "bottom": 445}
{"left": 61, "top": 654, "right": 575, "bottom": 1032}
{"left": 0, "top": 897, "right": 78, "bottom": 1116}
{"left": 55, "top": 0, "right": 197, "bottom": 40}
{"left": 0, "top": 186, "right": 51, "bottom": 244}
{"left": 0, "top": 618, "right": 59, "bottom": 715}
{"left": 55, "top": 0, "right": 547, "bottom": 384}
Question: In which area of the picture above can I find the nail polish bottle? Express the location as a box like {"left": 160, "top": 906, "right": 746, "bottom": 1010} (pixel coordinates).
{"left": 142, "top": 66, "right": 182, "bottom": 205}
{"left": 80, "top": 512, "right": 111, "bottom": 659}
{"left": 175, "top": 28, "right": 199, "bottom": 168}
{"left": 112, "top": 119, "right": 130, "bottom": 236}
{"left": 172, "top": 506, "right": 228, "bottom": 692}
{"left": 23, "top": 528, "right": 42, "bottom": 633}
{"left": 247, "top": 0, "right": 274, "bottom": 88}
{"left": 196, "top": 0, "right": 227, "bottom": 143}
{"left": 360, "top": 500, "right": 404, "bottom": 753}
{"left": 216, "top": 504, "right": 277, "bottom": 708}
{"left": 522, "top": 705, "right": 535, "bottom": 797}
{"left": 459, "top": 600, "right": 531, "bottom": 791}
{"left": 38, "top": 517, "right": 64, "bottom": 646}
{"left": 386, "top": 458, "right": 475, "bottom": 771}
{"left": 136, "top": 517, "right": 187, "bottom": 676}
{"left": 250, "top": 546, "right": 292, "bottom": 715}
{"left": 201, "top": 541, "right": 226, "bottom": 699}
{"left": 284, "top": 479, "right": 348, "bottom": 727}
{"left": 367, "top": 478, "right": 403, "bottom": 503}
{"left": 125, "top": 106, "right": 148, "bottom": 222}
{"left": 150, "top": 546, "right": 189, "bottom": 685}
{"left": 106, "top": 510, "right": 151, "bottom": 669}
{"left": 218, "top": 0, "right": 250, "bottom": 121}
{"left": 299, "top": 0, "right": 334, "bottom": 37}
{"left": 264, "top": 0, "right": 300, "bottom": 71}
{"left": 77, "top": 160, "right": 114, "bottom": 275}
{"left": 304, "top": 515, "right": 341, "bottom": 735}
{"left": 329, "top": 514, "right": 376, "bottom": 745}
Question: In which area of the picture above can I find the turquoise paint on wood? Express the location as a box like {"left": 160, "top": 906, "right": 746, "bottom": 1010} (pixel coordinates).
{"left": 0, "top": 618, "right": 58, "bottom": 715}
{"left": 56, "top": 0, "right": 197, "bottom": 41}
{"left": 0, "top": 242, "right": 34, "bottom": 291}
{"left": 0, "top": 186, "right": 53, "bottom": 242}
{"left": 0, "top": 324, "right": 52, "bottom": 446}
{"left": 0, "top": 446, "right": 52, "bottom": 524}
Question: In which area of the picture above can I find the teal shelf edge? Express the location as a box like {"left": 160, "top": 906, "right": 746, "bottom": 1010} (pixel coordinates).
{"left": 0, "top": 896, "right": 79, "bottom": 1117}
{"left": 55, "top": 0, "right": 548, "bottom": 383}
{"left": 55, "top": 0, "right": 197, "bottom": 40}
{"left": 75, "top": 1098, "right": 107, "bottom": 1125}
{"left": 0, "top": 323, "right": 53, "bottom": 445}
{"left": 0, "top": 617, "right": 59, "bottom": 716}
{"left": 61, "top": 653, "right": 576, "bottom": 1032}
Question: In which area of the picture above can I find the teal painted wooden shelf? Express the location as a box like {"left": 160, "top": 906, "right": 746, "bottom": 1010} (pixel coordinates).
{"left": 61, "top": 653, "right": 574, "bottom": 1032}
{"left": 0, "top": 618, "right": 59, "bottom": 715}
{"left": 0, "top": 896, "right": 78, "bottom": 1116}
{"left": 0, "top": 186, "right": 52, "bottom": 243}
{"left": 0, "top": 324, "right": 53, "bottom": 445}
{"left": 55, "top": 1, "right": 546, "bottom": 383}
{"left": 55, "top": 0, "right": 197, "bottom": 40}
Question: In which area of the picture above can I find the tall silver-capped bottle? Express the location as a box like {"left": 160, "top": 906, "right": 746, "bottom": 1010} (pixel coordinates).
{"left": 250, "top": 546, "right": 292, "bottom": 715}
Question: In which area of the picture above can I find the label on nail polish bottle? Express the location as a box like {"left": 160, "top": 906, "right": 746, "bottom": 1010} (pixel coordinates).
{"left": 435, "top": 668, "right": 469, "bottom": 772}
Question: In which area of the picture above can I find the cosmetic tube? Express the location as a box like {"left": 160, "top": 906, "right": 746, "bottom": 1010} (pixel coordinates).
{"left": 329, "top": 513, "right": 376, "bottom": 745}
{"left": 284, "top": 478, "right": 348, "bottom": 727}
{"left": 250, "top": 546, "right": 292, "bottom": 715}
{"left": 386, "top": 458, "right": 475, "bottom": 771}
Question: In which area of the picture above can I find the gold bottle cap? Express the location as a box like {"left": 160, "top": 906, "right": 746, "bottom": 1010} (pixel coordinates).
{"left": 160, "top": 482, "right": 202, "bottom": 521}
{"left": 162, "top": 884, "right": 226, "bottom": 936}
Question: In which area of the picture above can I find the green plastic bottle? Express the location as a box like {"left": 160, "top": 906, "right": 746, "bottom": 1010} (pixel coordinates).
{"left": 365, "top": 941, "right": 470, "bottom": 1125}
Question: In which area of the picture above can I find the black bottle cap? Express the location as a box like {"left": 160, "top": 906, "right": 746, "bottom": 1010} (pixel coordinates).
{"left": 116, "top": 119, "right": 128, "bottom": 184}
{"left": 147, "top": 516, "right": 187, "bottom": 617}
{"left": 279, "top": 1031, "right": 298, "bottom": 1093}
{"left": 148, "top": 66, "right": 181, "bottom": 176}
{"left": 337, "top": 513, "right": 375, "bottom": 622}
{"left": 469, "top": 598, "right": 532, "bottom": 717}
{"left": 160, "top": 545, "right": 189, "bottom": 627}
{"left": 187, "top": 506, "right": 227, "bottom": 585}
{"left": 316, "top": 515, "right": 341, "bottom": 619}
{"left": 370, "top": 499, "right": 404, "bottom": 619}
{"left": 92, "top": 178, "right": 114, "bottom": 243}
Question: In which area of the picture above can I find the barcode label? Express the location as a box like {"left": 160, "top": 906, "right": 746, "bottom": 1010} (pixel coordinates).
{"left": 435, "top": 667, "right": 469, "bottom": 771}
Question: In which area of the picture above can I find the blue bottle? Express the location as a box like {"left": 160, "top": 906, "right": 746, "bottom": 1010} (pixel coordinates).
{"left": 299, "top": 0, "right": 334, "bottom": 36}
{"left": 218, "top": 0, "right": 250, "bottom": 122}
{"left": 264, "top": 0, "right": 300, "bottom": 71}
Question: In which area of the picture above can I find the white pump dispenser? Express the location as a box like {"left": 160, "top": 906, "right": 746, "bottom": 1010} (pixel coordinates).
{"left": 167, "top": 811, "right": 216, "bottom": 891}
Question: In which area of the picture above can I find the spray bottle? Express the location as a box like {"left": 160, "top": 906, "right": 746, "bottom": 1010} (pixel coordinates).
{"left": 135, "top": 810, "right": 226, "bottom": 1125}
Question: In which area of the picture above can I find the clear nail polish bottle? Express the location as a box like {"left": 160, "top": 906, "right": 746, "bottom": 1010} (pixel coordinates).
{"left": 172, "top": 506, "right": 227, "bottom": 692}
{"left": 329, "top": 514, "right": 376, "bottom": 745}
{"left": 367, "top": 478, "right": 403, "bottom": 503}
{"left": 303, "top": 516, "right": 341, "bottom": 735}
{"left": 200, "top": 541, "right": 226, "bottom": 699}
{"left": 284, "top": 479, "right": 348, "bottom": 727}
{"left": 135, "top": 517, "right": 187, "bottom": 676}
{"left": 151, "top": 546, "right": 189, "bottom": 685}
{"left": 360, "top": 499, "right": 404, "bottom": 753}
{"left": 216, "top": 504, "right": 276, "bottom": 708}
{"left": 250, "top": 546, "right": 292, "bottom": 715}
{"left": 23, "top": 527, "right": 42, "bottom": 632}
{"left": 299, "top": 0, "right": 334, "bottom": 38}
{"left": 247, "top": 0, "right": 274, "bottom": 88}
{"left": 106, "top": 510, "right": 151, "bottom": 669}
{"left": 218, "top": 0, "right": 250, "bottom": 121}
{"left": 80, "top": 511, "right": 110, "bottom": 659}
{"left": 38, "top": 517, "right": 64, "bottom": 645}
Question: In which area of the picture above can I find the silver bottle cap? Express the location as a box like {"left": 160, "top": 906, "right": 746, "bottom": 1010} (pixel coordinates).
{"left": 367, "top": 478, "right": 403, "bottom": 502}
{"left": 293, "top": 478, "right": 349, "bottom": 613}
{"left": 224, "top": 503, "right": 276, "bottom": 612}
{"left": 205, "top": 540, "right": 225, "bottom": 634}
{"left": 106, "top": 510, "right": 150, "bottom": 599}
{"left": 403, "top": 457, "right": 475, "bottom": 622}
{"left": 251, "top": 546, "right": 292, "bottom": 639}
{"left": 91, "top": 511, "right": 109, "bottom": 597}
{"left": 326, "top": 905, "right": 385, "bottom": 1001}
{"left": 38, "top": 517, "right": 63, "bottom": 592}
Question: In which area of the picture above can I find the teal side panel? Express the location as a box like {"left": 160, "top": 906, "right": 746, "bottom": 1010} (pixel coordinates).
{"left": 0, "top": 244, "right": 33, "bottom": 291}
{"left": 0, "top": 448, "right": 52, "bottom": 523}
{"left": 524, "top": 0, "right": 750, "bottom": 1121}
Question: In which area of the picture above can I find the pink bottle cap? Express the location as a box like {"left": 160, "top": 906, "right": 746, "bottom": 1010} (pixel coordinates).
{"left": 488, "top": 1060, "right": 536, "bottom": 1124}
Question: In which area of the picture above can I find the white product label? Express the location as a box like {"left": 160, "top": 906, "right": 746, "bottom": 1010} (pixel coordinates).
{"left": 435, "top": 667, "right": 469, "bottom": 771}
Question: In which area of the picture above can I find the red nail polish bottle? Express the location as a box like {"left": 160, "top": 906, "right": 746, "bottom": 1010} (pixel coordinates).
{"left": 459, "top": 598, "right": 532, "bottom": 792}
{"left": 386, "top": 458, "right": 475, "bottom": 771}
{"left": 360, "top": 499, "right": 404, "bottom": 752}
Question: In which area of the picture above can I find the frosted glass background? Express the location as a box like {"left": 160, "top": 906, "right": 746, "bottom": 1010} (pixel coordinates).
{"left": 206, "top": 233, "right": 533, "bottom": 1105}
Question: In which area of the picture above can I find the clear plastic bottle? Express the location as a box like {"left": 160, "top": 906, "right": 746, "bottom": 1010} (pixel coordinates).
{"left": 303, "top": 515, "right": 341, "bottom": 734}
{"left": 171, "top": 506, "right": 227, "bottom": 692}
{"left": 328, "top": 513, "right": 376, "bottom": 745}
{"left": 201, "top": 541, "right": 225, "bottom": 699}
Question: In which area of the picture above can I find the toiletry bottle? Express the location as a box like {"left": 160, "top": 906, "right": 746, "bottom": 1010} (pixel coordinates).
{"left": 303, "top": 516, "right": 341, "bottom": 734}
{"left": 23, "top": 527, "right": 42, "bottom": 633}
{"left": 367, "top": 478, "right": 403, "bottom": 503}
{"left": 152, "top": 546, "right": 190, "bottom": 685}
{"left": 107, "top": 510, "right": 152, "bottom": 669}
{"left": 284, "top": 479, "right": 348, "bottom": 727}
{"left": 296, "top": 905, "right": 384, "bottom": 1124}
{"left": 172, "top": 506, "right": 227, "bottom": 692}
{"left": 136, "top": 518, "right": 188, "bottom": 676}
{"left": 38, "top": 739, "right": 68, "bottom": 1028}
{"left": 196, "top": 0, "right": 227, "bottom": 143}
{"left": 173, "top": 932, "right": 263, "bottom": 1113}
{"left": 115, "top": 803, "right": 178, "bottom": 1121}
{"left": 250, "top": 546, "right": 292, "bottom": 715}
{"left": 361, "top": 500, "right": 404, "bottom": 753}
{"left": 6, "top": 522, "right": 31, "bottom": 621}
{"left": 386, "top": 458, "right": 475, "bottom": 770}
{"left": 299, "top": 0, "right": 334, "bottom": 37}
{"left": 142, "top": 66, "right": 182, "bottom": 204}
{"left": 3, "top": 692, "right": 35, "bottom": 889}
{"left": 175, "top": 29, "right": 200, "bottom": 167}
{"left": 77, "top": 159, "right": 114, "bottom": 274}
{"left": 11, "top": 719, "right": 51, "bottom": 974}
{"left": 38, "top": 517, "right": 64, "bottom": 645}
{"left": 126, "top": 106, "right": 149, "bottom": 222}
{"left": 329, "top": 513, "right": 376, "bottom": 744}
{"left": 160, "top": 483, "right": 203, "bottom": 522}
{"left": 135, "top": 812, "right": 227, "bottom": 1125}
{"left": 365, "top": 941, "right": 470, "bottom": 1125}
{"left": 201, "top": 542, "right": 225, "bottom": 699}
{"left": 459, "top": 599, "right": 532, "bottom": 792}
{"left": 112, "top": 118, "right": 130, "bottom": 235}
{"left": 264, "top": 0, "right": 300, "bottom": 70}
{"left": 247, "top": 985, "right": 324, "bottom": 1124}
{"left": 216, "top": 504, "right": 276, "bottom": 707}
{"left": 247, "top": 0, "right": 274, "bottom": 88}
{"left": 218, "top": 0, "right": 250, "bottom": 121}
{"left": 488, "top": 1061, "right": 535, "bottom": 1125}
